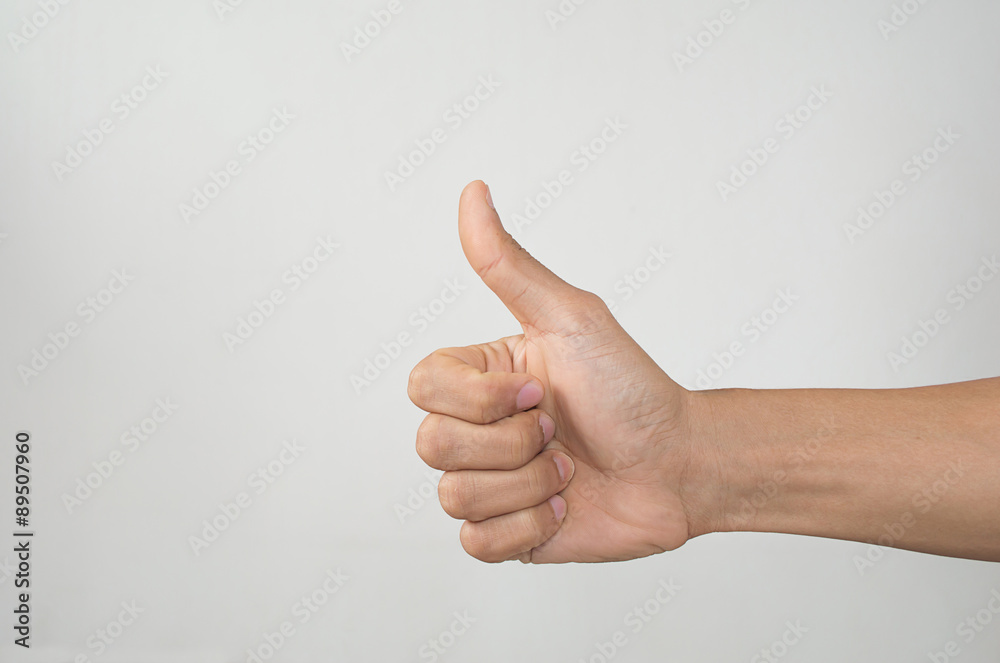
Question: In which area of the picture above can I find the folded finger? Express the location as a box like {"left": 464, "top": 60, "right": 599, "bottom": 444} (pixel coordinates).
{"left": 459, "top": 496, "right": 567, "bottom": 563}
{"left": 408, "top": 347, "right": 543, "bottom": 424}
{"left": 438, "top": 450, "right": 574, "bottom": 522}
{"left": 416, "top": 409, "right": 555, "bottom": 471}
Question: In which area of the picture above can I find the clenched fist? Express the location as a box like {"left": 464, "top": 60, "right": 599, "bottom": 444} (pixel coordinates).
{"left": 408, "top": 182, "right": 1000, "bottom": 566}
{"left": 407, "top": 181, "right": 716, "bottom": 564}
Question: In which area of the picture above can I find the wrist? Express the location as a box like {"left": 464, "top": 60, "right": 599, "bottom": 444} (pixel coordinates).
{"left": 675, "top": 387, "right": 739, "bottom": 539}
{"left": 677, "top": 387, "right": 780, "bottom": 539}
{"left": 681, "top": 386, "right": 844, "bottom": 539}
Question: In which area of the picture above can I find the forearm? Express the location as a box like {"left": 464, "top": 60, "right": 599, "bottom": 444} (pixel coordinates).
{"left": 684, "top": 378, "right": 1000, "bottom": 561}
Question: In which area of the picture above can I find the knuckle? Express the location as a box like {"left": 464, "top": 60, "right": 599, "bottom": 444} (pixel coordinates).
{"left": 437, "top": 473, "right": 459, "bottom": 517}
{"left": 524, "top": 456, "right": 553, "bottom": 498}
{"left": 576, "top": 289, "right": 608, "bottom": 311}
{"left": 414, "top": 415, "right": 442, "bottom": 466}
{"left": 525, "top": 463, "right": 544, "bottom": 497}
{"left": 437, "top": 472, "right": 474, "bottom": 519}
{"left": 513, "top": 416, "right": 542, "bottom": 465}
{"left": 406, "top": 359, "right": 431, "bottom": 406}
{"left": 560, "top": 291, "right": 613, "bottom": 336}
{"left": 460, "top": 522, "right": 504, "bottom": 563}
{"left": 473, "top": 379, "right": 502, "bottom": 423}
{"left": 474, "top": 399, "right": 493, "bottom": 425}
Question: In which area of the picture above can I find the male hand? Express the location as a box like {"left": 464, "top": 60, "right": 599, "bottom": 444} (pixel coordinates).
{"left": 409, "top": 182, "right": 1000, "bottom": 566}
{"left": 407, "top": 181, "right": 711, "bottom": 563}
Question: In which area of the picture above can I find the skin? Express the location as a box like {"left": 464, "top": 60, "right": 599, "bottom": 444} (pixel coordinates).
{"left": 406, "top": 180, "right": 1000, "bottom": 564}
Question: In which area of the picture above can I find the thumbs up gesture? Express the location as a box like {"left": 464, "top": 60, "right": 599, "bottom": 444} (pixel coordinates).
{"left": 408, "top": 181, "right": 713, "bottom": 563}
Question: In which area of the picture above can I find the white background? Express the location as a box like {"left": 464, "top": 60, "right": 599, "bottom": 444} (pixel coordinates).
{"left": 2, "top": 1, "right": 1000, "bottom": 661}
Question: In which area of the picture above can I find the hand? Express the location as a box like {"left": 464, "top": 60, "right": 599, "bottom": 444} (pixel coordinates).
{"left": 407, "top": 181, "right": 713, "bottom": 563}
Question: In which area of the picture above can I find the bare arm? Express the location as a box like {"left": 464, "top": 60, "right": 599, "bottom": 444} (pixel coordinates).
{"left": 686, "top": 378, "right": 1000, "bottom": 562}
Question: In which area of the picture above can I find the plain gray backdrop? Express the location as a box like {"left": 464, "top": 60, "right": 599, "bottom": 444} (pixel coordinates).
{"left": 2, "top": 1, "right": 1000, "bottom": 661}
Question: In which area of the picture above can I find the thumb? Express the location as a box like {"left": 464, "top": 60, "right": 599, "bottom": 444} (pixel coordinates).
{"left": 458, "top": 180, "right": 586, "bottom": 328}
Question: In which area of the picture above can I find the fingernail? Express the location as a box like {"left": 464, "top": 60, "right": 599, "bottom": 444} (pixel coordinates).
{"left": 548, "top": 495, "right": 567, "bottom": 521}
{"left": 516, "top": 380, "right": 543, "bottom": 410}
{"left": 553, "top": 453, "right": 573, "bottom": 483}
{"left": 485, "top": 184, "right": 495, "bottom": 210}
{"left": 538, "top": 412, "right": 555, "bottom": 443}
